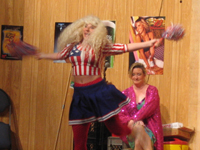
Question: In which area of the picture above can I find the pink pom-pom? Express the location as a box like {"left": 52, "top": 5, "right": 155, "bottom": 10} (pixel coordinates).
{"left": 162, "top": 24, "right": 185, "bottom": 41}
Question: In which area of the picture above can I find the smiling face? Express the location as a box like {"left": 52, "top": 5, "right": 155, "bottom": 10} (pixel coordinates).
{"left": 83, "top": 23, "right": 96, "bottom": 39}
{"left": 135, "top": 21, "right": 145, "bottom": 34}
{"left": 131, "top": 68, "right": 146, "bottom": 86}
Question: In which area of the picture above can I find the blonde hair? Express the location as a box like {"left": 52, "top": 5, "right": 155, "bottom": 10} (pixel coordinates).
{"left": 57, "top": 15, "right": 112, "bottom": 57}
{"left": 135, "top": 17, "right": 150, "bottom": 33}
{"left": 128, "top": 62, "right": 147, "bottom": 78}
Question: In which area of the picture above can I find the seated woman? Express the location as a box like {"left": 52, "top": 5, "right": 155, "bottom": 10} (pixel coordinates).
{"left": 118, "top": 62, "right": 163, "bottom": 150}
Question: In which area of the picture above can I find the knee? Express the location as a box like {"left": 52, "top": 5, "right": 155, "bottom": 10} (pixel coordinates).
{"left": 133, "top": 124, "right": 145, "bottom": 133}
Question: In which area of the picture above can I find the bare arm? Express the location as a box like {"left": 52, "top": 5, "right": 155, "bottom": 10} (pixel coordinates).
{"left": 35, "top": 52, "right": 63, "bottom": 60}
{"left": 127, "top": 39, "right": 158, "bottom": 52}
{"left": 35, "top": 44, "right": 73, "bottom": 60}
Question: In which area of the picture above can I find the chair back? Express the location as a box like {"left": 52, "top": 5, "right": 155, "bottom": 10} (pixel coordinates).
{"left": 0, "top": 89, "right": 11, "bottom": 149}
{"left": 0, "top": 89, "right": 10, "bottom": 113}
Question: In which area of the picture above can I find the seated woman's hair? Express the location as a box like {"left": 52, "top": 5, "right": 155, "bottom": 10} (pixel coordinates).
{"left": 128, "top": 62, "right": 147, "bottom": 78}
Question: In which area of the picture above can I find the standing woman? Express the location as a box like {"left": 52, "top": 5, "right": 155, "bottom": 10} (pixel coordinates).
{"left": 135, "top": 17, "right": 156, "bottom": 74}
{"left": 119, "top": 63, "right": 163, "bottom": 150}
{"left": 36, "top": 15, "right": 160, "bottom": 150}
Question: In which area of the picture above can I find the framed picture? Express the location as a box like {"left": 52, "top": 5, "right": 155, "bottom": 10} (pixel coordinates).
{"left": 1, "top": 25, "right": 23, "bottom": 60}
{"left": 129, "top": 16, "right": 165, "bottom": 75}
{"left": 103, "top": 20, "right": 116, "bottom": 68}
{"left": 54, "top": 22, "right": 71, "bottom": 63}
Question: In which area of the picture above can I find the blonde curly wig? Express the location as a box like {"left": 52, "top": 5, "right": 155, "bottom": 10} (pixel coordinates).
{"left": 57, "top": 15, "right": 112, "bottom": 58}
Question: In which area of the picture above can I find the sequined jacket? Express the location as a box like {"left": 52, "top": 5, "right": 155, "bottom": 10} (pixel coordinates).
{"left": 119, "top": 85, "right": 163, "bottom": 150}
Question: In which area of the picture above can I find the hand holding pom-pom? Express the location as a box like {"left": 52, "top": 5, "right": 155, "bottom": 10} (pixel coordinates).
{"left": 6, "top": 40, "right": 38, "bottom": 59}
{"left": 153, "top": 38, "right": 164, "bottom": 48}
{"left": 153, "top": 23, "right": 185, "bottom": 48}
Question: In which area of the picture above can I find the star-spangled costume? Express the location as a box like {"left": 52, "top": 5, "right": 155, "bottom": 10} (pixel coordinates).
{"left": 58, "top": 43, "right": 131, "bottom": 125}
{"left": 59, "top": 43, "right": 128, "bottom": 76}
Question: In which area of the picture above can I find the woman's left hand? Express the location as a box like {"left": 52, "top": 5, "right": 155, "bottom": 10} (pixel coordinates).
{"left": 153, "top": 38, "right": 164, "bottom": 47}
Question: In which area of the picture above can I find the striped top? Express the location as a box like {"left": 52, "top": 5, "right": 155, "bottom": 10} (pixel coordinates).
{"left": 59, "top": 43, "right": 128, "bottom": 76}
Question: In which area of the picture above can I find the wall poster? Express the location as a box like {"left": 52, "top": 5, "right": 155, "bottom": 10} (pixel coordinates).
{"left": 1, "top": 25, "right": 23, "bottom": 60}
{"left": 129, "top": 16, "right": 165, "bottom": 75}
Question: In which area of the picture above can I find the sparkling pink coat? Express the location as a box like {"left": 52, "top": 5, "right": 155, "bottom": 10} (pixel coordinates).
{"left": 118, "top": 85, "right": 163, "bottom": 150}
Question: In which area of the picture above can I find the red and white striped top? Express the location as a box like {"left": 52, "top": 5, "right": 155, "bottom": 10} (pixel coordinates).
{"left": 59, "top": 43, "right": 128, "bottom": 76}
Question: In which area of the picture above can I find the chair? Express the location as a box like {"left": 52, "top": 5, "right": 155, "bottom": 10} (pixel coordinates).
{"left": 0, "top": 89, "right": 11, "bottom": 150}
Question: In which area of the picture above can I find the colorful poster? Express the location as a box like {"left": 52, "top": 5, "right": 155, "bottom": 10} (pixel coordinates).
{"left": 102, "top": 20, "right": 116, "bottom": 68}
{"left": 129, "top": 16, "right": 165, "bottom": 75}
{"left": 1, "top": 25, "right": 23, "bottom": 60}
{"left": 54, "top": 22, "right": 71, "bottom": 63}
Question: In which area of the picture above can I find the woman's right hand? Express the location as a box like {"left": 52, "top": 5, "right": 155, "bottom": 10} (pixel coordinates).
{"left": 128, "top": 120, "right": 135, "bottom": 130}
{"left": 128, "top": 120, "right": 145, "bottom": 130}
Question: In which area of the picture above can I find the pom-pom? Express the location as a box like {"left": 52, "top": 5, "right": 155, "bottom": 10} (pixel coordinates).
{"left": 6, "top": 40, "right": 37, "bottom": 59}
{"left": 162, "top": 23, "right": 185, "bottom": 41}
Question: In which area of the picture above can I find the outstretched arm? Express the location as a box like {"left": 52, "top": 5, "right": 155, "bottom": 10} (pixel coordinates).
{"left": 102, "top": 39, "right": 160, "bottom": 56}
{"left": 127, "top": 39, "right": 158, "bottom": 52}
{"left": 35, "top": 43, "right": 73, "bottom": 60}
{"left": 36, "top": 52, "right": 62, "bottom": 60}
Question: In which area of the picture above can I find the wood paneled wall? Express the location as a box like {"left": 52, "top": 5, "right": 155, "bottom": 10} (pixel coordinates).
{"left": 0, "top": 0, "right": 199, "bottom": 149}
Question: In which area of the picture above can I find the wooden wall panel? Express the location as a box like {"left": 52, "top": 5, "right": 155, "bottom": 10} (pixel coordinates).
{"left": 176, "top": 0, "right": 190, "bottom": 125}
{"left": 0, "top": 1, "right": 24, "bottom": 149}
{"left": 18, "top": 0, "right": 40, "bottom": 149}
{"left": 189, "top": 0, "right": 200, "bottom": 149}
{"left": 0, "top": 0, "right": 200, "bottom": 149}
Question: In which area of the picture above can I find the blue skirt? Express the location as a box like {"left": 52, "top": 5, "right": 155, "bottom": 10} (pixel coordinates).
{"left": 69, "top": 79, "right": 130, "bottom": 125}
